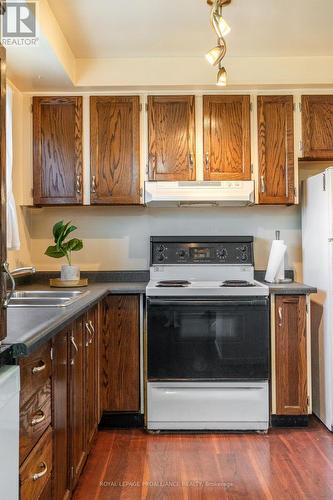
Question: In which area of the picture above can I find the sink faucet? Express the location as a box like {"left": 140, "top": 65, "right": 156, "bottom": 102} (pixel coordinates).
{"left": 2, "top": 264, "right": 36, "bottom": 307}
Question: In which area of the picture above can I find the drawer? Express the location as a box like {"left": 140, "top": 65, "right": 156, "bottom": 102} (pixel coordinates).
{"left": 20, "top": 342, "right": 52, "bottom": 407}
{"left": 20, "top": 426, "right": 52, "bottom": 500}
{"left": 20, "top": 380, "right": 52, "bottom": 465}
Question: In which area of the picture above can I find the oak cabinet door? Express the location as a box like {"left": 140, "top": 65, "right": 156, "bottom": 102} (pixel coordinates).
{"left": 203, "top": 95, "right": 251, "bottom": 180}
{"left": 69, "top": 318, "right": 86, "bottom": 489}
{"left": 100, "top": 295, "right": 140, "bottom": 412}
{"left": 84, "top": 306, "right": 99, "bottom": 452}
{"left": 0, "top": 45, "right": 6, "bottom": 342}
{"left": 302, "top": 95, "right": 333, "bottom": 159}
{"left": 257, "top": 95, "right": 295, "bottom": 204}
{"left": 33, "top": 96, "right": 83, "bottom": 205}
{"left": 52, "top": 329, "right": 71, "bottom": 500}
{"left": 148, "top": 95, "right": 196, "bottom": 181}
{"left": 90, "top": 96, "right": 141, "bottom": 204}
{"left": 275, "top": 295, "right": 308, "bottom": 415}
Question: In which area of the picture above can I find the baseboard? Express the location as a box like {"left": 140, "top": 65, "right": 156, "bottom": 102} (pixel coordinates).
{"left": 99, "top": 412, "right": 144, "bottom": 429}
{"left": 271, "top": 415, "right": 309, "bottom": 427}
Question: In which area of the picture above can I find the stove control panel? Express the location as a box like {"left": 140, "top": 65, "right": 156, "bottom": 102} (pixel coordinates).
{"left": 151, "top": 238, "right": 254, "bottom": 265}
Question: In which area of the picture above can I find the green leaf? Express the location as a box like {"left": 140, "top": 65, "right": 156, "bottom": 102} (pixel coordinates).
{"left": 45, "top": 245, "right": 66, "bottom": 259}
{"left": 63, "top": 238, "right": 83, "bottom": 253}
{"left": 63, "top": 224, "right": 77, "bottom": 241}
{"left": 56, "top": 221, "right": 70, "bottom": 251}
{"left": 52, "top": 221, "right": 64, "bottom": 242}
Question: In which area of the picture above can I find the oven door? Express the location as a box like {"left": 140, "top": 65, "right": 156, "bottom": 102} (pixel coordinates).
{"left": 147, "top": 297, "right": 269, "bottom": 381}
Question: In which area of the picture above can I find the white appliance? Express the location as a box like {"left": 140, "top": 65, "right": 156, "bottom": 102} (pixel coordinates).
{"left": 302, "top": 167, "right": 333, "bottom": 431}
{"left": 0, "top": 365, "right": 20, "bottom": 500}
{"left": 146, "top": 236, "right": 269, "bottom": 431}
{"left": 145, "top": 180, "right": 255, "bottom": 207}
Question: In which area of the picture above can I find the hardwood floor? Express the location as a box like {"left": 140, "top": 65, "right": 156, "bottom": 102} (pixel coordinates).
{"left": 73, "top": 418, "right": 333, "bottom": 500}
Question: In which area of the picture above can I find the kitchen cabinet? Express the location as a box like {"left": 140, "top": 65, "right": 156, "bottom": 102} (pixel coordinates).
{"left": 19, "top": 342, "right": 53, "bottom": 500}
{"left": 274, "top": 295, "right": 309, "bottom": 416}
{"left": 257, "top": 95, "right": 295, "bottom": 205}
{"left": 33, "top": 96, "right": 83, "bottom": 205}
{"left": 52, "top": 328, "right": 71, "bottom": 500}
{"left": 301, "top": 95, "right": 333, "bottom": 160}
{"left": 100, "top": 295, "right": 140, "bottom": 412}
{"left": 203, "top": 95, "right": 251, "bottom": 181}
{"left": 148, "top": 95, "right": 196, "bottom": 181}
{"left": 90, "top": 96, "right": 141, "bottom": 204}
{"left": 84, "top": 306, "right": 99, "bottom": 452}
{"left": 69, "top": 316, "right": 86, "bottom": 489}
{"left": 0, "top": 45, "right": 6, "bottom": 342}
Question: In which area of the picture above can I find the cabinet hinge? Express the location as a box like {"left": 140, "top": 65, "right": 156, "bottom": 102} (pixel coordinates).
{"left": 71, "top": 466, "right": 74, "bottom": 479}
{"left": 250, "top": 102, "right": 253, "bottom": 112}
{"left": 50, "top": 347, "right": 53, "bottom": 361}
{"left": 307, "top": 396, "right": 310, "bottom": 406}
{"left": 323, "top": 173, "right": 326, "bottom": 192}
{"left": 145, "top": 103, "right": 148, "bottom": 112}
{"left": 294, "top": 187, "right": 297, "bottom": 198}
{"left": 139, "top": 103, "right": 142, "bottom": 112}
{"left": 146, "top": 163, "right": 149, "bottom": 175}
{"left": 299, "top": 141, "right": 303, "bottom": 152}
{"left": 250, "top": 164, "right": 254, "bottom": 174}
{"left": 299, "top": 102, "right": 302, "bottom": 112}
{"left": 293, "top": 103, "right": 296, "bottom": 111}
{"left": 140, "top": 187, "right": 143, "bottom": 198}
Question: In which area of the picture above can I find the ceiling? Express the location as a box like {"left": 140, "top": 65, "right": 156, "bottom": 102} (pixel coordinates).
{"left": 48, "top": 0, "right": 333, "bottom": 59}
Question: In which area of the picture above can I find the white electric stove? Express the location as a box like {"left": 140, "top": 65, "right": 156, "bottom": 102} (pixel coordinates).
{"left": 146, "top": 236, "right": 270, "bottom": 431}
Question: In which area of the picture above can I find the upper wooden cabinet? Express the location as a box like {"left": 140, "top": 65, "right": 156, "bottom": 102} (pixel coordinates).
{"left": 203, "top": 95, "right": 251, "bottom": 181}
{"left": 90, "top": 96, "right": 141, "bottom": 204}
{"left": 257, "top": 95, "right": 295, "bottom": 205}
{"left": 33, "top": 96, "right": 83, "bottom": 205}
{"left": 148, "top": 95, "right": 196, "bottom": 181}
{"left": 274, "top": 295, "right": 308, "bottom": 416}
{"left": 302, "top": 95, "right": 333, "bottom": 160}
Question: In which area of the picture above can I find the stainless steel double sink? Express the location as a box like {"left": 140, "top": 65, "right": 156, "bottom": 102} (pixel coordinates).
{"left": 8, "top": 290, "right": 89, "bottom": 308}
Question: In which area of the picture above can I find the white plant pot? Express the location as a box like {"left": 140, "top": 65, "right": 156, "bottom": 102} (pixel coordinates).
{"left": 61, "top": 265, "right": 80, "bottom": 281}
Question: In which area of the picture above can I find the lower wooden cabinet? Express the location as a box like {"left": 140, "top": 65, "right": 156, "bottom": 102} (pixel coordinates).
{"left": 19, "top": 295, "right": 139, "bottom": 499}
{"left": 274, "top": 295, "right": 309, "bottom": 415}
{"left": 100, "top": 295, "right": 140, "bottom": 412}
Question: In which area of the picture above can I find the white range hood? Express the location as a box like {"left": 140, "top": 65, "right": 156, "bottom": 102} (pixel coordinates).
{"left": 145, "top": 181, "right": 255, "bottom": 207}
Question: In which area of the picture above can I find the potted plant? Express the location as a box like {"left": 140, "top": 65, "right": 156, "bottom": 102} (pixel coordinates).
{"left": 45, "top": 220, "right": 83, "bottom": 281}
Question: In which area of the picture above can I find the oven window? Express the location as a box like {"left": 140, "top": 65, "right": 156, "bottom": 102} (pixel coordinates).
{"left": 147, "top": 299, "right": 269, "bottom": 380}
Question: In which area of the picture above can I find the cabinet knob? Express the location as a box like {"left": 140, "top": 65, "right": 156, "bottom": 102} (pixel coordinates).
{"left": 205, "top": 152, "right": 210, "bottom": 171}
{"left": 261, "top": 175, "right": 266, "bottom": 193}
{"left": 70, "top": 336, "right": 79, "bottom": 365}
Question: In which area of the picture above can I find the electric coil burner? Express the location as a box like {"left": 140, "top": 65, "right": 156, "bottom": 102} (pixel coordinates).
{"left": 146, "top": 236, "right": 270, "bottom": 432}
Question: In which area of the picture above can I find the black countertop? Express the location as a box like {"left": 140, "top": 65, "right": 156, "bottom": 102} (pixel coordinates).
{"left": 0, "top": 271, "right": 317, "bottom": 361}
{"left": 3, "top": 282, "right": 147, "bottom": 358}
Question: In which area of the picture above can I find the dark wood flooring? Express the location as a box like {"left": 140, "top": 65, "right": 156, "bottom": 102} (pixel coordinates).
{"left": 73, "top": 418, "right": 333, "bottom": 499}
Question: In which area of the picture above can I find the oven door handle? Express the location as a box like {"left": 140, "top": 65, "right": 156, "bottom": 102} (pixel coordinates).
{"left": 147, "top": 299, "right": 269, "bottom": 307}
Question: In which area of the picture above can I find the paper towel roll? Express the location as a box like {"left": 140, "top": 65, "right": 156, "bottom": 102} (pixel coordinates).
{"left": 265, "top": 240, "right": 287, "bottom": 283}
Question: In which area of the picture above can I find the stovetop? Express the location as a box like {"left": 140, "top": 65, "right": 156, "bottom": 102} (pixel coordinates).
{"left": 147, "top": 279, "right": 269, "bottom": 297}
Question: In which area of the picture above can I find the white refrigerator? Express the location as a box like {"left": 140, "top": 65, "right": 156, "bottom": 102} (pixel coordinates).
{"left": 302, "top": 167, "right": 333, "bottom": 431}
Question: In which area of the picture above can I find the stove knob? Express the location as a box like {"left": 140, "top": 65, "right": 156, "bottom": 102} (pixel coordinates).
{"left": 158, "top": 245, "right": 165, "bottom": 252}
{"left": 157, "top": 254, "right": 165, "bottom": 262}
{"left": 217, "top": 248, "right": 227, "bottom": 259}
{"left": 178, "top": 249, "right": 186, "bottom": 258}
{"left": 241, "top": 254, "right": 248, "bottom": 262}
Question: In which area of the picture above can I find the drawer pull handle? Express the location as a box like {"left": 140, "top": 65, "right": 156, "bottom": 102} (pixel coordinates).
{"left": 89, "top": 320, "right": 95, "bottom": 344}
{"left": 32, "top": 362, "right": 46, "bottom": 374}
{"left": 70, "top": 336, "right": 78, "bottom": 365}
{"left": 278, "top": 306, "right": 283, "bottom": 327}
{"left": 31, "top": 410, "right": 46, "bottom": 426}
{"left": 33, "top": 462, "right": 48, "bottom": 481}
{"left": 85, "top": 322, "right": 93, "bottom": 347}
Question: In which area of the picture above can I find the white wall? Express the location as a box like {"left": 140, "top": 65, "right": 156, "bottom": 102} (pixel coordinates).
{"left": 28, "top": 204, "right": 302, "bottom": 277}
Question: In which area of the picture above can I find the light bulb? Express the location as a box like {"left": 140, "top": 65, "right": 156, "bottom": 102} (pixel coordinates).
{"left": 212, "top": 10, "right": 231, "bottom": 38}
{"left": 205, "top": 40, "right": 226, "bottom": 66}
{"left": 217, "top": 66, "right": 227, "bottom": 86}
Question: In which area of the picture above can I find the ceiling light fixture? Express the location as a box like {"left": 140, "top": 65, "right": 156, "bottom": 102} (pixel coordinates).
{"left": 205, "top": 0, "right": 231, "bottom": 86}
